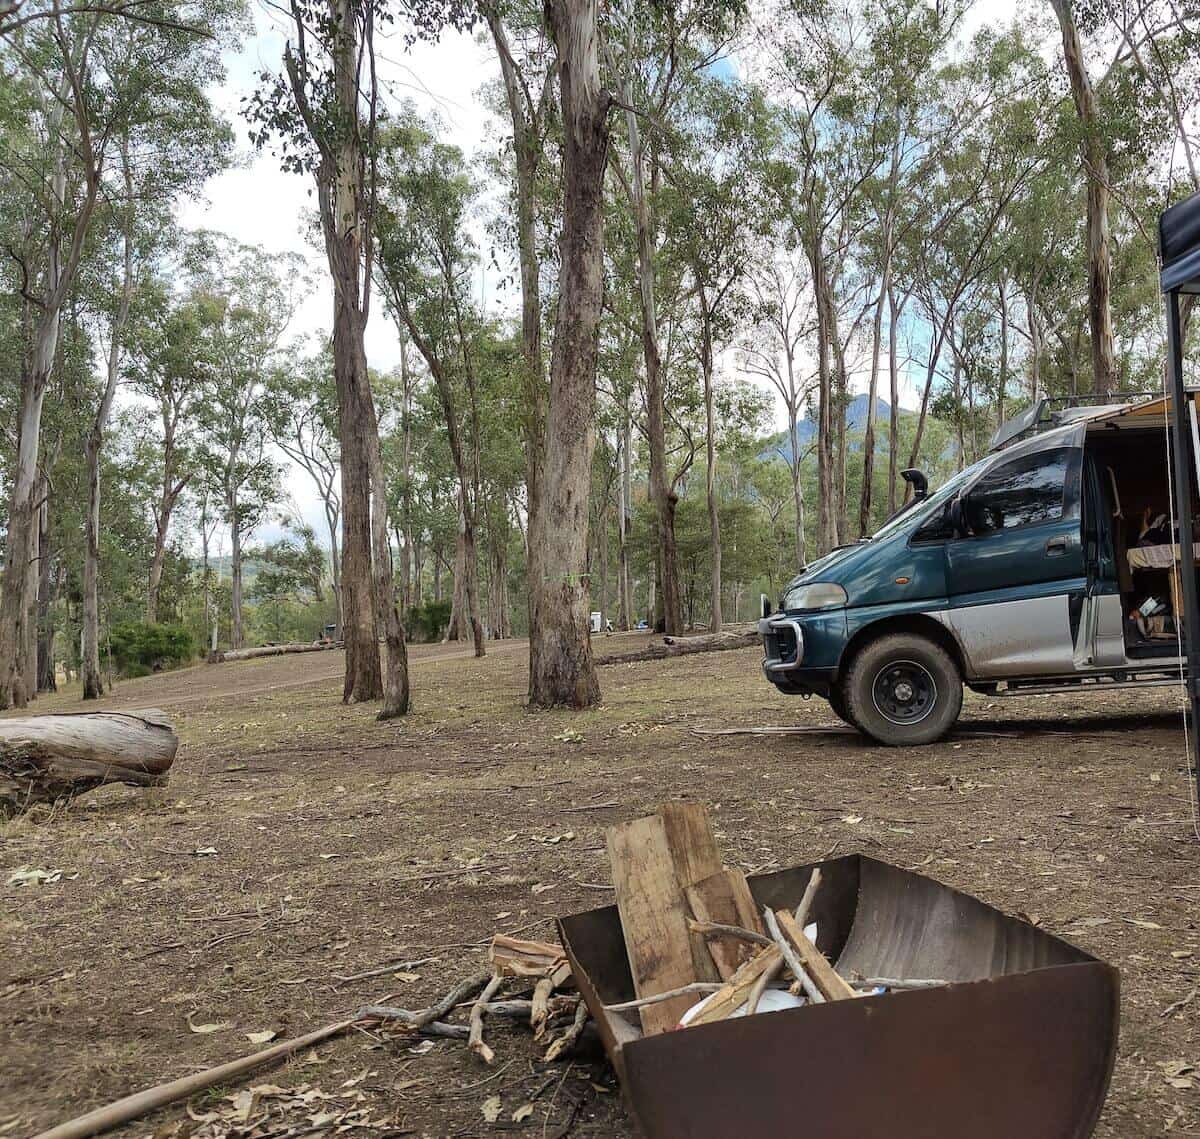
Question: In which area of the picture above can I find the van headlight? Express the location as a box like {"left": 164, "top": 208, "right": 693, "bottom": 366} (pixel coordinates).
{"left": 781, "top": 582, "right": 848, "bottom": 612}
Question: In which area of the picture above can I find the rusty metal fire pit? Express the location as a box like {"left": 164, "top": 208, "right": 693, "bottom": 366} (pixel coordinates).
{"left": 559, "top": 855, "right": 1118, "bottom": 1139}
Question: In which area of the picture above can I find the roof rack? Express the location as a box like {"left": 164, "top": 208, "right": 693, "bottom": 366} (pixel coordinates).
{"left": 988, "top": 392, "right": 1158, "bottom": 452}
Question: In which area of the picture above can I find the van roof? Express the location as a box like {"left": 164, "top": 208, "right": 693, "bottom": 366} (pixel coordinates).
{"left": 988, "top": 391, "right": 1191, "bottom": 452}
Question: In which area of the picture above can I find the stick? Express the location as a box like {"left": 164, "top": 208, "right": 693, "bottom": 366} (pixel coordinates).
{"left": 531, "top": 960, "right": 572, "bottom": 1040}
{"left": 744, "top": 953, "right": 785, "bottom": 1016}
{"left": 773, "top": 910, "right": 857, "bottom": 1001}
{"left": 794, "top": 867, "right": 822, "bottom": 926}
{"left": 31, "top": 1017, "right": 359, "bottom": 1139}
{"left": 849, "top": 977, "right": 947, "bottom": 991}
{"left": 763, "top": 908, "right": 824, "bottom": 1004}
{"left": 602, "top": 982, "right": 725, "bottom": 1013}
{"left": 334, "top": 955, "right": 440, "bottom": 984}
{"left": 544, "top": 998, "right": 588, "bottom": 1062}
{"left": 468, "top": 973, "right": 504, "bottom": 1064}
{"left": 688, "top": 919, "right": 773, "bottom": 947}
{"left": 359, "top": 972, "right": 493, "bottom": 1031}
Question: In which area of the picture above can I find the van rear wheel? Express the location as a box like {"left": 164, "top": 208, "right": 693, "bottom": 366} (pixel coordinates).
{"left": 845, "top": 633, "right": 962, "bottom": 746}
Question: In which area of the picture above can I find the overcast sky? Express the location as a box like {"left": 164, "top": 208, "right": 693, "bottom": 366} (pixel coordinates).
{"left": 176, "top": 0, "right": 1025, "bottom": 552}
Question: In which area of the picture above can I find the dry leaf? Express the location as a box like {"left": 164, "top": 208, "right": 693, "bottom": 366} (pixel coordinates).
{"left": 512, "top": 1103, "right": 535, "bottom": 1122}
{"left": 228, "top": 1090, "right": 257, "bottom": 1123}
{"left": 531, "top": 883, "right": 554, "bottom": 895}
{"left": 194, "top": 847, "right": 219, "bottom": 857}
{"left": 1126, "top": 918, "right": 1163, "bottom": 930}
{"left": 481, "top": 1095, "right": 502, "bottom": 1123}
{"left": 841, "top": 815, "right": 863, "bottom": 825}
{"left": 246, "top": 1030, "right": 277, "bottom": 1044}
{"left": 392, "top": 971, "right": 421, "bottom": 983}
{"left": 187, "top": 1014, "right": 231, "bottom": 1034}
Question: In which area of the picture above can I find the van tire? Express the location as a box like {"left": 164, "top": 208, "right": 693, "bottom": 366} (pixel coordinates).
{"left": 827, "top": 685, "right": 859, "bottom": 730}
{"left": 844, "top": 633, "right": 962, "bottom": 746}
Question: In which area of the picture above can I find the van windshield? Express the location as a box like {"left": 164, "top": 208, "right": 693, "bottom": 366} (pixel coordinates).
{"left": 870, "top": 457, "right": 991, "bottom": 542}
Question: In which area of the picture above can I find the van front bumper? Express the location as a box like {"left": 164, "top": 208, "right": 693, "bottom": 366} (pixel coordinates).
{"left": 759, "top": 614, "right": 839, "bottom": 697}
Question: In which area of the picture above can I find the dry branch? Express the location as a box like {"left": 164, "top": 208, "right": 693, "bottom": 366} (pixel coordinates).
{"left": 210, "top": 642, "right": 339, "bottom": 664}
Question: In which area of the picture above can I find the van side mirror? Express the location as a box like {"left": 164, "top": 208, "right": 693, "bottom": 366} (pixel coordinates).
{"left": 948, "top": 494, "right": 966, "bottom": 536}
{"left": 761, "top": 594, "right": 773, "bottom": 619}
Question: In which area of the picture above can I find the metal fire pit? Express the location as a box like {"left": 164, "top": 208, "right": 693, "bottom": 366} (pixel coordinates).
{"left": 559, "top": 855, "right": 1118, "bottom": 1139}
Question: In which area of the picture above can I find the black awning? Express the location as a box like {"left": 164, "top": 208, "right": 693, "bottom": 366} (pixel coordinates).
{"left": 1160, "top": 189, "right": 1200, "bottom": 293}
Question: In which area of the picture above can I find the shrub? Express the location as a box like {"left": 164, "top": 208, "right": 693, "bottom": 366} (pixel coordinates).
{"left": 106, "top": 622, "right": 195, "bottom": 677}
{"left": 408, "top": 599, "right": 451, "bottom": 642}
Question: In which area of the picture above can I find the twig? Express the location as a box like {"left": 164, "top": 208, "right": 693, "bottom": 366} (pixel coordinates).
{"left": 794, "top": 868, "right": 823, "bottom": 926}
{"left": 559, "top": 801, "right": 620, "bottom": 812}
{"left": 763, "top": 908, "right": 824, "bottom": 1004}
{"left": 689, "top": 919, "right": 773, "bottom": 947}
{"left": 544, "top": 999, "right": 588, "bottom": 1062}
{"left": 849, "top": 977, "right": 947, "bottom": 991}
{"left": 334, "top": 955, "right": 440, "bottom": 984}
{"left": 468, "top": 973, "right": 504, "bottom": 1064}
{"left": 1162, "top": 988, "right": 1198, "bottom": 1018}
{"left": 602, "top": 982, "right": 724, "bottom": 1013}
{"left": 744, "top": 954, "right": 784, "bottom": 1016}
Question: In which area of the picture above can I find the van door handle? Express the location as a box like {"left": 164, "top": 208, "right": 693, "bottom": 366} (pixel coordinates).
{"left": 1045, "top": 535, "right": 1069, "bottom": 556}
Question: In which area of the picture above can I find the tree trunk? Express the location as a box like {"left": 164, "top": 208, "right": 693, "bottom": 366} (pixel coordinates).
{"left": 36, "top": 486, "right": 56, "bottom": 694}
{"left": 699, "top": 293, "right": 722, "bottom": 632}
{"left": 886, "top": 284, "right": 901, "bottom": 517}
{"left": 1051, "top": 0, "right": 1116, "bottom": 397}
{"left": 82, "top": 199, "right": 133, "bottom": 701}
{"left": 622, "top": 85, "right": 681, "bottom": 635}
{"left": 809, "top": 227, "right": 836, "bottom": 554}
{"left": 997, "top": 272, "right": 1009, "bottom": 425}
{"left": 286, "top": 0, "right": 382, "bottom": 704}
{"left": 367, "top": 398, "right": 410, "bottom": 719}
{"left": 618, "top": 403, "right": 633, "bottom": 631}
{"left": 527, "top": 0, "right": 607, "bottom": 708}
{"left": 859, "top": 272, "right": 887, "bottom": 537}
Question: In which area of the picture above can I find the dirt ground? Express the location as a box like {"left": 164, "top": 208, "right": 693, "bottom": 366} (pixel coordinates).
{"left": 3, "top": 634, "right": 1199, "bottom": 1138}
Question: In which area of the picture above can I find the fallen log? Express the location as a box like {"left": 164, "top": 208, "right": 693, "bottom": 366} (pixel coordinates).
{"left": 596, "top": 624, "right": 758, "bottom": 666}
{"left": 0, "top": 709, "right": 177, "bottom": 816}
{"left": 209, "top": 641, "right": 340, "bottom": 664}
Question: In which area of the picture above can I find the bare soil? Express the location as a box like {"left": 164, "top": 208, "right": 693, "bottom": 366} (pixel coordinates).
{"left": 2, "top": 634, "right": 1199, "bottom": 1138}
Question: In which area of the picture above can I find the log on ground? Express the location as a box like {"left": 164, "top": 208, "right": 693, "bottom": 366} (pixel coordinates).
{"left": 596, "top": 624, "right": 758, "bottom": 665}
{"left": 0, "top": 708, "right": 178, "bottom": 815}
{"left": 209, "top": 642, "right": 340, "bottom": 664}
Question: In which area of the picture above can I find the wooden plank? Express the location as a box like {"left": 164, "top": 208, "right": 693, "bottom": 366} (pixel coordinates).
{"left": 656, "top": 802, "right": 723, "bottom": 888}
{"left": 656, "top": 802, "right": 723, "bottom": 982}
{"left": 684, "top": 944, "right": 782, "bottom": 1026}
{"left": 774, "top": 909, "right": 857, "bottom": 1001}
{"left": 686, "top": 869, "right": 766, "bottom": 980}
{"left": 606, "top": 815, "right": 699, "bottom": 1035}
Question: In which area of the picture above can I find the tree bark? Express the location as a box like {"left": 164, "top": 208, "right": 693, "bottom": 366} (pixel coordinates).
{"left": 36, "top": 482, "right": 56, "bottom": 694}
{"left": 808, "top": 226, "right": 836, "bottom": 554}
{"left": 1051, "top": 0, "right": 1116, "bottom": 396}
{"left": 886, "top": 284, "right": 901, "bottom": 517}
{"left": 618, "top": 403, "right": 633, "bottom": 631}
{"left": 699, "top": 290, "right": 722, "bottom": 631}
{"left": 527, "top": 0, "right": 607, "bottom": 707}
{"left": 0, "top": 708, "right": 177, "bottom": 816}
{"left": 621, "top": 85, "right": 682, "bottom": 634}
{"left": 82, "top": 178, "right": 134, "bottom": 700}
{"left": 284, "top": 0, "right": 383, "bottom": 704}
{"left": 859, "top": 273, "right": 887, "bottom": 537}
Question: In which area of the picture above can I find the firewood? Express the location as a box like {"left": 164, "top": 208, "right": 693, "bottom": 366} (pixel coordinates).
{"left": 773, "top": 909, "right": 857, "bottom": 1001}
{"left": 763, "top": 908, "right": 824, "bottom": 1005}
{"left": 683, "top": 944, "right": 783, "bottom": 1026}
{"left": 0, "top": 709, "right": 177, "bottom": 815}
{"left": 688, "top": 919, "right": 772, "bottom": 947}
{"left": 211, "top": 642, "right": 339, "bottom": 663}
{"left": 656, "top": 803, "right": 722, "bottom": 982}
{"left": 543, "top": 998, "right": 589, "bottom": 1062}
{"left": 489, "top": 934, "right": 569, "bottom": 978}
{"left": 606, "top": 814, "right": 699, "bottom": 1035}
{"left": 595, "top": 625, "right": 758, "bottom": 665}
{"left": 531, "top": 960, "right": 572, "bottom": 1040}
{"left": 686, "top": 869, "right": 765, "bottom": 979}
{"left": 468, "top": 973, "right": 504, "bottom": 1064}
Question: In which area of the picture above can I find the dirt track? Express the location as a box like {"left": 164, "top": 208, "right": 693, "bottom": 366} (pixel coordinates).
{"left": 2, "top": 637, "right": 1199, "bottom": 1137}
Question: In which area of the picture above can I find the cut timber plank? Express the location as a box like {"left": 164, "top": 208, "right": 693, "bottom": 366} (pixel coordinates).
{"left": 684, "top": 944, "right": 782, "bottom": 1026}
{"left": 607, "top": 815, "right": 698, "bottom": 1035}
{"left": 656, "top": 803, "right": 722, "bottom": 982}
{"left": 686, "top": 870, "right": 766, "bottom": 980}
{"left": 774, "top": 910, "right": 857, "bottom": 1001}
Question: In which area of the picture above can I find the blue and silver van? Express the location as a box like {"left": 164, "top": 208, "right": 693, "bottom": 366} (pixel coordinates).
{"left": 760, "top": 394, "right": 1192, "bottom": 744}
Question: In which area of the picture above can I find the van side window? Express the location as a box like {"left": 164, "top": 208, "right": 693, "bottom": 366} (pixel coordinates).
{"left": 964, "top": 447, "right": 1077, "bottom": 536}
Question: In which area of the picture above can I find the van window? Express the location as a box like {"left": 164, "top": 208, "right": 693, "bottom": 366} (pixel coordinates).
{"left": 964, "top": 447, "right": 1078, "bottom": 536}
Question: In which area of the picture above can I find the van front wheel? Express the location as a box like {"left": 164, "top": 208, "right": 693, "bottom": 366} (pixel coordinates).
{"left": 844, "top": 633, "right": 962, "bottom": 746}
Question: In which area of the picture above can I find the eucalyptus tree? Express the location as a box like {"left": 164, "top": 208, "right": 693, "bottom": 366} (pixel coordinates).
{"left": 606, "top": 0, "right": 744, "bottom": 633}
{"left": 375, "top": 117, "right": 486, "bottom": 657}
{"left": 665, "top": 76, "right": 774, "bottom": 629}
{"left": 0, "top": 0, "right": 237, "bottom": 706}
{"left": 190, "top": 240, "right": 296, "bottom": 650}
{"left": 269, "top": 344, "right": 343, "bottom": 635}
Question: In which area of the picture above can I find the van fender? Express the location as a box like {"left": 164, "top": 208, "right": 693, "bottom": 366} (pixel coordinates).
{"left": 838, "top": 605, "right": 974, "bottom": 683}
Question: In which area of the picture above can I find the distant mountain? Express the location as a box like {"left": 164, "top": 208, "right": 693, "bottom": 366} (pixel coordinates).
{"left": 762, "top": 394, "right": 899, "bottom": 464}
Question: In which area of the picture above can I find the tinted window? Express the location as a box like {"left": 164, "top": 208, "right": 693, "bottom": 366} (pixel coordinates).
{"left": 964, "top": 448, "right": 1074, "bottom": 535}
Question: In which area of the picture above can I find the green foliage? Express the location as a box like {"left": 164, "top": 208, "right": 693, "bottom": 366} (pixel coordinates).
{"left": 106, "top": 621, "right": 194, "bottom": 677}
{"left": 409, "top": 599, "right": 451, "bottom": 642}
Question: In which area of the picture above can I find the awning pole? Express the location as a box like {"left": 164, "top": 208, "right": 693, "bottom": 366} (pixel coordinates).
{"left": 1164, "top": 289, "right": 1200, "bottom": 805}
